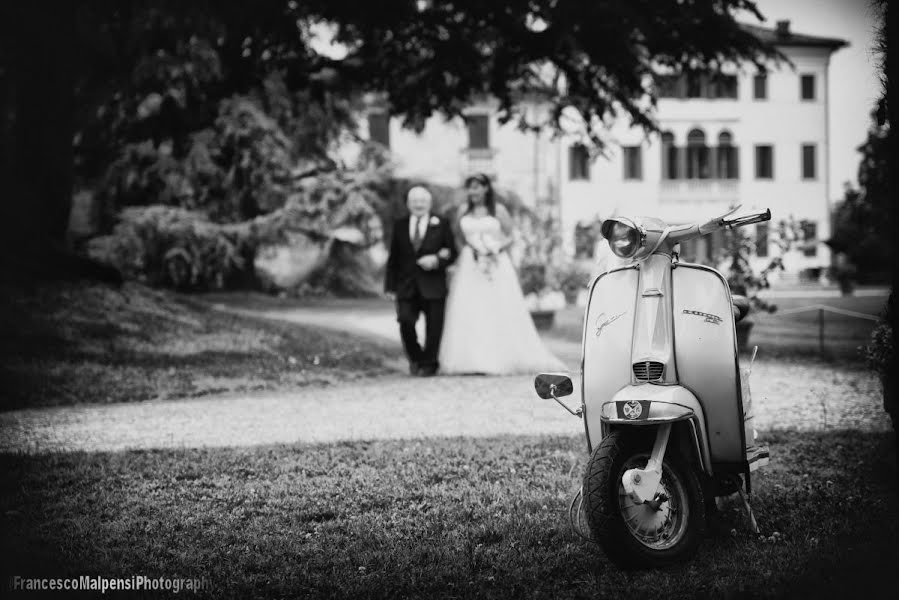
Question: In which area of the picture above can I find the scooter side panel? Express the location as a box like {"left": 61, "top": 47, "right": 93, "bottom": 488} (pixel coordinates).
{"left": 671, "top": 265, "right": 745, "bottom": 466}
{"left": 582, "top": 267, "right": 640, "bottom": 446}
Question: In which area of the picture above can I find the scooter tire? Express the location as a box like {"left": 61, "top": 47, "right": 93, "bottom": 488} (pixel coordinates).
{"left": 583, "top": 430, "right": 706, "bottom": 568}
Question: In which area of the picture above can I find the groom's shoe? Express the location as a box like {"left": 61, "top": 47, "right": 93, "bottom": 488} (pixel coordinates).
{"left": 409, "top": 362, "right": 421, "bottom": 376}
{"left": 418, "top": 364, "right": 438, "bottom": 377}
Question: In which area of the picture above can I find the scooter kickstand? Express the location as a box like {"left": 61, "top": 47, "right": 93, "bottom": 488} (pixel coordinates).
{"left": 737, "top": 487, "right": 760, "bottom": 534}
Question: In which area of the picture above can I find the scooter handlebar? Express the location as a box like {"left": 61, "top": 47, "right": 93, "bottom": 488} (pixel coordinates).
{"left": 694, "top": 207, "right": 771, "bottom": 237}
{"left": 721, "top": 208, "right": 772, "bottom": 229}
{"left": 664, "top": 207, "right": 770, "bottom": 248}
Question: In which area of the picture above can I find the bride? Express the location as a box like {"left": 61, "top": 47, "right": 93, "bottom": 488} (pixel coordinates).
{"left": 439, "top": 173, "right": 566, "bottom": 375}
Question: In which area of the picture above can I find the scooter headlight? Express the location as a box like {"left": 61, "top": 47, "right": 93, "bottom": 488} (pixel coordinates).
{"left": 601, "top": 218, "right": 643, "bottom": 259}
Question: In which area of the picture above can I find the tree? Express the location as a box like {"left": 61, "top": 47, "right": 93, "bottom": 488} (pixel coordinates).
{"left": 828, "top": 100, "right": 891, "bottom": 283}
{"left": 0, "top": 0, "right": 778, "bottom": 279}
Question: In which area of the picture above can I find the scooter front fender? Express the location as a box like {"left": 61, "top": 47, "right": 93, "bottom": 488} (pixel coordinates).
{"left": 600, "top": 385, "right": 712, "bottom": 475}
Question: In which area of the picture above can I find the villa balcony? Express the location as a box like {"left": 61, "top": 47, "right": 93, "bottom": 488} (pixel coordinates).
{"left": 460, "top": 147, "right": 497, "bottom": 178}
{"left": 659, "top": 179, "right": 739, "bottom": 204}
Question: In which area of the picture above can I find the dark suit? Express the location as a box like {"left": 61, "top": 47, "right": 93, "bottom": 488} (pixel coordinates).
{"left": 384, "top": 214, "right": 458, "bottom": 373}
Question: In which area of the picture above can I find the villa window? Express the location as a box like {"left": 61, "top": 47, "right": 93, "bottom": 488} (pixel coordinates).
{"left": 623, "top": 146, "right": 642, "bottom": 180}
{"left": 367, "top": 113, "right": 390, "bottom": 148}
{"left": 801, "top": 144, "right": 817, "bottom": 179}
{"left": 686, "top": 73, "right": 704, "bottom": 98}
{"left": 709, "top": 75, "right": 738, "bottom": 99}
{"left": 753, "top": 74, "right": 767, "bottom": 100}
{"left": 716, "top": 131, "right": 739, "bottom": 179}
{"left": 755, "top": 145, "right": 774, "bottom": 179}
{"left": 466, "top": 114, "right": 490, "bottom": 149}
{"left": 569, "top": 144, "right": 590, "bottom": 181}
{"left": 659, "top": 72, "right": 738, "bottom": 99}
{"left": 800, "top": 74, "right": 816, "bottom": 101}
{"left": 686, "top": 128, "right": 710, "bottom": 179}
{"left": 656, "top": 75, "right": 682, "bottom": 98}
{"left": 800, "top": 220, "right": 818, "bottom": 257}
{"left": 756, "top": 224, "right": 769, "bottom": 258}
{"left": 661, "top": 132, "right": 679, "bottom": 179}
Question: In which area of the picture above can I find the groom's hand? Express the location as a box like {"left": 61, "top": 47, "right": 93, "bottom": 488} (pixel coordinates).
{"left": 416, "top": 255, "right": 439, "bottom": 270}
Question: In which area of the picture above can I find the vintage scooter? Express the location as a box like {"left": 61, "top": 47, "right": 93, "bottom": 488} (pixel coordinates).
{"left": 534, "top": 206, "right": 771, "bottom": 568}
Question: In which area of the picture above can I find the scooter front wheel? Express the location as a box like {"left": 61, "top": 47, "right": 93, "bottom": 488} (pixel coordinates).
{"left": 582, "top": 430, "right": 705, "bottom": 568}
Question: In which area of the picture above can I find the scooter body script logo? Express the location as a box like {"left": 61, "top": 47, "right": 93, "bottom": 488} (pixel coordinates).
{"left": 682, "top": 309, "right": 722, "bottom": 325}
{"left": 595, "top": 311, "right": 626, "bottom": 337}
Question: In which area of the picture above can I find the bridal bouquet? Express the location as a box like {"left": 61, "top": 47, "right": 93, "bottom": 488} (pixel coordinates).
{"left": 471, "top": 234, "right": 501, "bottom": 279}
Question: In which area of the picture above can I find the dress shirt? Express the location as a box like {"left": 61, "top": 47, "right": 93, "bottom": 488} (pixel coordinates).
{"left": 409, "top": 213, "right": 429, "bottom": 244}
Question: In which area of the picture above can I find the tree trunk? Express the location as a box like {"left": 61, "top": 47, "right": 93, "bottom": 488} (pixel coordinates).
{"left": 886, "top": 0, "right": 898, "bottom": 443}
{"left": 2, "top": 1, "right": 75, "bottom": 273}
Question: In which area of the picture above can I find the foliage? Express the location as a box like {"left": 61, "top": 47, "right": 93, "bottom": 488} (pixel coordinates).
{"left": 866, "top": 293, "right": 896, "bottom": 430}
{"left": 312, "top": 0, "right": 777, "bottom": 146}
{"left": 827, "top": 101, "right": 891, "bottom": 284}
{"left": 98, "top": 75, "right": 350, "bottom": 225}
{"left": 90, "top": 168, "right": 386, "bottom": 292}
{"left": 88, "top": 206, "right": 249, "bottom": 290}
{"left": 516, "top": 205, "right": 567, "bottom": 311}
{"left": 719, "top": 219, "right": 799, "bottom": 313}
{"left": 557, "top": 261, "right": 592, "bottom": 301}
{"left": 518, "top": 263, "right": 550, "bottom": 297}
{"left": 61, "top": 0, "right": 779, "bottom": 163}
{"left": 517, "top": 206, "right": 563, "bottom": 290}
{"left": 2, "top": 0, "right": 781, "bottom": 267}
{"left": 573, "top": 219, "right": 602, "bottom": 259}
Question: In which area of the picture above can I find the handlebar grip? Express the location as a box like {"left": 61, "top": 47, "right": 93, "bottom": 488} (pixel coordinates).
{"left": 723, "top": 209, "right": 771, "bottom": 229}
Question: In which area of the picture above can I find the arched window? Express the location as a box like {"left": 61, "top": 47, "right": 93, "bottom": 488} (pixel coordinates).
{"left": 686, "top": 128, "right": 710, "bottom": 179}
{"left": 661, "top": 131, "right": 679, "bottom": 180}
{"left": 717, "top": 130, "right": 739, "bottom": 179}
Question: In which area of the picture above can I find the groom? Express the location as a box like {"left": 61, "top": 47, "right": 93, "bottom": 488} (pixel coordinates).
{"left": 384, "top": 186, "right": 458, "bottom": 376}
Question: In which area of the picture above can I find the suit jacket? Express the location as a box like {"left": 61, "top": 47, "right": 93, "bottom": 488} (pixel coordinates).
{"left": 384, "top": 214, "right": 458, "bottom": 299}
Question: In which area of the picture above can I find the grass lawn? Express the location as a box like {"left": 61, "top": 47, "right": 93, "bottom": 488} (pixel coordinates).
{"left": 546, "top": 293, "right": 887, "bottom": 362}
{"left": 2, "top": 430, "right": 896, "bottom": 599}
{"left": 0, "top": 282, "right": 402, "bottom": 411}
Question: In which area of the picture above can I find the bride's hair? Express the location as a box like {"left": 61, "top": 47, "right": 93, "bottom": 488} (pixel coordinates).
{"left": 463, "top": 173, "right": 496, "bottom": 216}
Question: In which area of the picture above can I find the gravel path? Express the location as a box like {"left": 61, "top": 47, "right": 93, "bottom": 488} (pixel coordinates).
{"left": 0, "top": 306, "right": 889, "bottom": 455}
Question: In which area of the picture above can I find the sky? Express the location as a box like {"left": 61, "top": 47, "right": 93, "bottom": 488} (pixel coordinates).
{"left": 749, "top": 0, "right": 883, "bottom": 196}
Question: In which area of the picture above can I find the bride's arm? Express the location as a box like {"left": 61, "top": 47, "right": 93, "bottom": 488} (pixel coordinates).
{"left": 492, "top": 204, "right": 516, "bottom": 253}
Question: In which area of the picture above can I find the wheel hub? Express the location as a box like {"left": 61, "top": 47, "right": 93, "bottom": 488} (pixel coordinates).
{"left": 618, "top": 461, "right": 687, "bottom": 549}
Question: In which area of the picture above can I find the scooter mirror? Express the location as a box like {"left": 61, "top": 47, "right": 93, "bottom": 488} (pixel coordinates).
{"left": 534, "top": 373, "right": 573, "bottom": 399}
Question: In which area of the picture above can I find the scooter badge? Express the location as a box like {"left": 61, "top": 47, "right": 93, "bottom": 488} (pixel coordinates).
{"left": 682, "top": 309, "right": 722, "bottom": 325}
{"left": 622, "top": 400, "right": 643, "bottom": 420}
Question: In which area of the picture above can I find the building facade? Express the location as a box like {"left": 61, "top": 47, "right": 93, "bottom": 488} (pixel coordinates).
{"left": 361, "top": 21, "right": 846, "bottom": 276}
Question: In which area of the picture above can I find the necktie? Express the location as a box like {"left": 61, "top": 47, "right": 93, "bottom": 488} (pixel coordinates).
{"left": 412, "top": 216, "right": 423, "bottom": 251}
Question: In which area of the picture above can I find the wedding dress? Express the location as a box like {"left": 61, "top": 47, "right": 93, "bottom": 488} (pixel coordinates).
{"left": 438, "top": 213, "right": 566, "bottom": 375}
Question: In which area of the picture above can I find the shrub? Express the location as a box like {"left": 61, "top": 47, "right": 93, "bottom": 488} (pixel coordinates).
{"left": 557, "top": 261, "right": 592, "bottom": 303}
{"left": 718, "top": 218, "right": 799, "bottom": 313}
{"left": 866, "top": 293, "right": 897, "bottom": 432}
{"left": 89, "top": 169, "right": 387, "bottom": 293}
{"left": 88, "top": 206, "right": 252, "bottom": 290}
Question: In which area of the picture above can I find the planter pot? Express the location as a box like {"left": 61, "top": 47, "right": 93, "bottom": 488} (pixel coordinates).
{"left": 735, "top": 320, "right": 754, "bottom": 352}
{"left": 530, "top": 310, "right": 556, "bottom": 330}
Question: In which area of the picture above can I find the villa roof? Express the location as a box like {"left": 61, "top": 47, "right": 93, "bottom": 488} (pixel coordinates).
{"left": 740, "top": 21, "right": 848, "bottom": 51}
